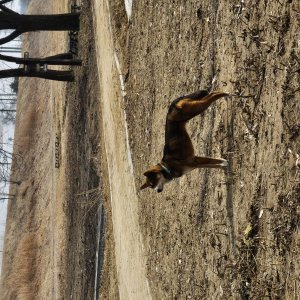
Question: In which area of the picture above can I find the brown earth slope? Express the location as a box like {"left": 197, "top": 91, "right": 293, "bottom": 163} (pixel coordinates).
{"left": 0, "top": 0, "right": 115, "bottom": 299}
{"left": 105, "top": 0, "right": 300, "bottom": 299}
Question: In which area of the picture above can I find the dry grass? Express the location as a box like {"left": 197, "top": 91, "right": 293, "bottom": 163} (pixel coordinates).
{"left": 15, "top": 102, "right": 37, "bottom": 155}
{"left": 1, "top": 234, "right": 38, "bottom": 300}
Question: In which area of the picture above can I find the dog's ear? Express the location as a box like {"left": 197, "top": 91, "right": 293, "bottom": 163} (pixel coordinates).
{"left": 143, "top": 170, "right": 157, "bottom": 181}
{"left": 140, "top": 181, "right": 150, "bottom": 190}
{"left": 140, "top": 170, "right": 158, "bottom": 190}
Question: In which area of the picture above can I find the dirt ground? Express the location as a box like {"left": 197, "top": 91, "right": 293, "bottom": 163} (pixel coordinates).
{"left": 1, "top": 0, "right": 300, "bottom": 299}
{"left": 103, "top": 0, "right": 300, "bottom": 299}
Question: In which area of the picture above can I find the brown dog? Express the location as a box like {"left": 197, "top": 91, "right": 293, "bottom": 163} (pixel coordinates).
{"left": 140, "top": 90, "right": 228, "bottom": 193}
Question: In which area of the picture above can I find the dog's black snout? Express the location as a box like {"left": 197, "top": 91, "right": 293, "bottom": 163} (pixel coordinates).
{"left": 157, "top": 188, "right": 163, "bottom": 193}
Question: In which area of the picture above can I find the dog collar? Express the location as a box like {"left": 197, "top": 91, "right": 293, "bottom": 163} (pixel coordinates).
{"left": 159, "top": 163, "right": 173, "bottom": 180}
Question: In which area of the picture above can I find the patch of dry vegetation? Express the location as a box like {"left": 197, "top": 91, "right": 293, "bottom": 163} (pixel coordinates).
{"left": 15, "top": 103, "right": 37, "bottom": 154}
{"left": 1, "top": 234, "right": 38, "bottom": 300}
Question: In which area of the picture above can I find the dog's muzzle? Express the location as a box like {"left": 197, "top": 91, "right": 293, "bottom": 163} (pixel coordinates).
{"left": 155, "top": 187, "right": 163, "bottom": 193}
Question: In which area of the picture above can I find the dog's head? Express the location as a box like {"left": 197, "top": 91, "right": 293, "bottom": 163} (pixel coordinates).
{"left": 140, "top": 165, "right": 170, "bottom": 193}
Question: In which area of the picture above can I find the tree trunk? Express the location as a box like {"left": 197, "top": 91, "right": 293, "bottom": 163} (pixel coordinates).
{"left": 0, "top": 68, "right": 75, "bottom": 81}
{"left": 0, "top": 13, "right": 80, "bottom": 31}
{"left": 0, "top": 53, "right": 82, "bottom": 66}
{"left": 0, "top": 12, "right": 80, "bottom": 45}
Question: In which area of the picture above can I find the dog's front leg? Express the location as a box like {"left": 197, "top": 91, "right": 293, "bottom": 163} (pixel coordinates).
{"left": 191, "top": 156, "right": 228, "bottom": 169}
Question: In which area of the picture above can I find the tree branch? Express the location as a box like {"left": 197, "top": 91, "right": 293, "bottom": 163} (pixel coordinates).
{"left": 0, "top": 30, "right": 22, "bottom": 45}
{"left": 47, "top": 52, "right": 74, "bottom": 60}
{"left": 0, "top": 3, "right": 19, "bottom": 14}
{"left": 0, "top": 68, "right": 75, "bottom": 81}
{"left": 0, "top": 53, "right": 82, "bottom": 66}
{"left": 0, "top": 109, "right": 16, "bottom": 112}
{"left": 0, "top": 0, "right": 13, "bottom": 5}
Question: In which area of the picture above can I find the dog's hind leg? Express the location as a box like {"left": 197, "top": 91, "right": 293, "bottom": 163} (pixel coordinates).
{"left": 176, "top": 91, "right": 228, "bottom": 113}
{"left": 190, "top": 156, "right": 228, "bottom": 169}
{"left": 169, "top": 91, "right": 228, "bottom": 122}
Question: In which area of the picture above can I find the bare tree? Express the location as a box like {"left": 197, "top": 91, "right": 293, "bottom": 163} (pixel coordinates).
{"left": 0, "top": 66, "right": 75, "bottom": 82}
{"left": 0, "top": 52, "right": 82, "bottom": 66}
{"left": 0, "top": 0, "right": 80, "bottom": 45}
{"left": 0, "top": 52, "right": 82, "bottom": 82}
{"left": 0, "top": 146, "right": 22, "bottom": 186}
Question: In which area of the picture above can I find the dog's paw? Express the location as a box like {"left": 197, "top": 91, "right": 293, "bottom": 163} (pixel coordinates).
{"left": 220, "top": 159, "right": 228, "bottom": 167}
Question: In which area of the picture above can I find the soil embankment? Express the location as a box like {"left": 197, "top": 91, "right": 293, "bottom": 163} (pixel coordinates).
{"left": 107, "top": 1, "right": 300, "bottom": 299}
{"left": 93, "top": 1, "right": 151, "bottom": 299}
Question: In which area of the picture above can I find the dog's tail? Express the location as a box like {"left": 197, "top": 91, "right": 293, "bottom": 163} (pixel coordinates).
{"left": 206, "top": 91, "right": 229, "bottom": 101}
